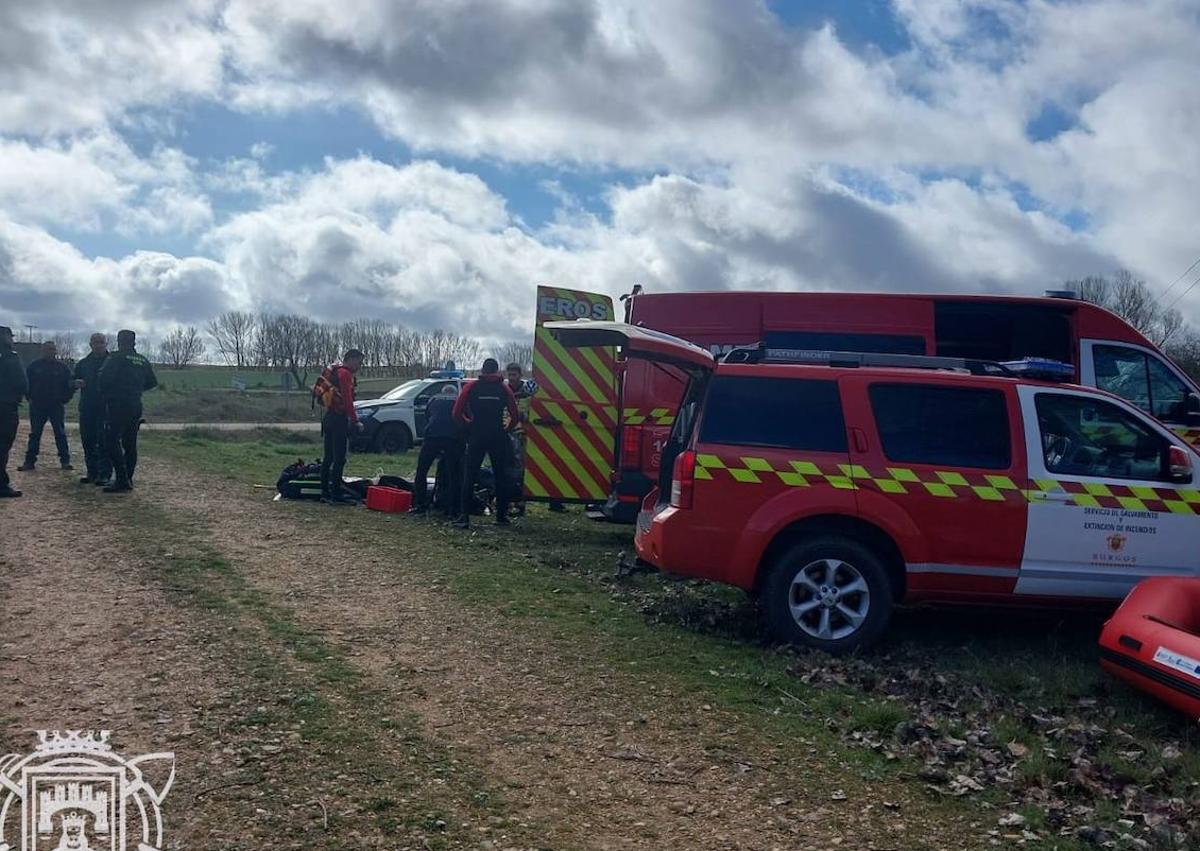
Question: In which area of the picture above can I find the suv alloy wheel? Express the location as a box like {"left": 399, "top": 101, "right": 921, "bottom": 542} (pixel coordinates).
{"left": 763, "top": 536, "right": 894, "bottom": 655}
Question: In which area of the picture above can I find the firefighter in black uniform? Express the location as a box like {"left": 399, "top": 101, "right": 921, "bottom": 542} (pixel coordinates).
{"left": 73, "top": 332, "right": 112, "bottom": 485}
{"left": 98, "top": 329, "right": 158, "bottom": 493}
{"left": 0, "top": 325, "right": 27, "bottom": 498}
{"left": 409, "top": 383, "right": 463, "bottom": 515}
{"left": 452, "top": 358, "right": 519, "bottom": 528}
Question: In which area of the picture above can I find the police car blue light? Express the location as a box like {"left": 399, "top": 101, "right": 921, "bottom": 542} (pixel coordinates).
{"left": 1000, "top": 358, "right": 1075, "bottom": 381}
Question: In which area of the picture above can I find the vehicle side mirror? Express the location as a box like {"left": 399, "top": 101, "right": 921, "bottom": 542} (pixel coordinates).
{"left": 1168, "top": 445, "right": 1194, "bottom": 484}
{"left": 1187, "top": 393, "right": 1200, "bottom": 422}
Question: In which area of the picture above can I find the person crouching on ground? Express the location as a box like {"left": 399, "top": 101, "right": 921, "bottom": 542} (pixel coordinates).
{"left": 17, "top": 340, "right": 75, "bottom": 472}
{"left": 319, "top": 349, "right": 364, "bottom": 505}
{"left": 452, "top": 358, "right": 518, "bottom": 528}
{"left": 0, "top": 325, "right": 27, "bottom": 498}
{"left": 410, "top": 383, "right": 463, "bottom": 516}
{"left": 73, "top": 332, "right": 113, "bottom": 486}
{"left": 98, "top": 329, "right": 158, "bottom": 493}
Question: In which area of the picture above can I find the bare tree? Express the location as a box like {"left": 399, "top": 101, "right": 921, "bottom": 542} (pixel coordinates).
{"left": 1066, "top": 269, "right": 1188, "bottom": 345}
{"left": 207, "top": 311, "right": 257, "bottom": 368}
{"left": 495, "top": 340, "right": 534, "bottom": 371}
{"left": 274, "top": 314, "right": 323, "bottom": 388}
{"left": 450, "top": 335, "right": 484, "bottom": 370}
{"left": 159, "top": 326, "right": 206, "bottom": 369}
{"left": 1166, "top": 330, "right": 1200, "bottom": 383}
{"left": 1066, "top": 275, "right": 1111, "bottom": 306}
{"left": 1110, "top": 269, "right": 1159, "bottom": 336}
{"left": 51, "top": 332, "right": 79, "bottom": 362}
{"left": 1157, "top": 307, "right": 1184, "bottom": 348}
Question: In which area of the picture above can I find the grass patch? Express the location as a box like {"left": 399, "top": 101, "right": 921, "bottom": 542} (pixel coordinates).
{"left": 140, "top": 429, "right": 1200, "bottom": 849}
{"left": 72, "top": 483, "right": 531, "bottom": 849}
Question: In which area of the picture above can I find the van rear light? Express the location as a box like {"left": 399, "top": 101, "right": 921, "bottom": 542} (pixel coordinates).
{"left": 621, "top": 425, "right": 644, "bottom": 469}
{"left": 670, "top": 449, "right": 696, "bottom": 509}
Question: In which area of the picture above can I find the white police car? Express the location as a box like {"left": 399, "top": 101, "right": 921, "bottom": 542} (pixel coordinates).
{"left": 352, "top": 371, "right": 464, "bottom": 454}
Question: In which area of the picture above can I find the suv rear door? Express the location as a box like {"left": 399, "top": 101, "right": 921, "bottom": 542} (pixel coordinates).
{"left": 1017, "top": 385, "right": 1200, "bottom": 597}
{"left": 526, "top": 288, "right": 620, "bottom": 503}
{"left": 548, "top": 320, "right": 716, "bottom": 504}
{"left": 840, "top": 375, "right": 1028, "bottom": 597}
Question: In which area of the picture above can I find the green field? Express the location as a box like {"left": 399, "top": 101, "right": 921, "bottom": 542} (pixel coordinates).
{"left": 137, "top": 427, "right": 1200, "bottom": 849}
{"left": 150, "top": 364, "right": 411, "bottom": 395}
{"left": 34, "top": 365, "right": 411, "bottom": 423}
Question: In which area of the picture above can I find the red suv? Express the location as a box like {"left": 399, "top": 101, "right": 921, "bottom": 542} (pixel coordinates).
{"left": 550, "top": 321, "right": 1200, "bottom": 654}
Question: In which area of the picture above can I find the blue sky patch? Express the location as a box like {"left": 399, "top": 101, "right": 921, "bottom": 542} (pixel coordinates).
{"left": 770, "top": 0, "right": 911, "bottom": 54}
{"left": 1026, "top": 102, "right": 1076, "bottom": 142}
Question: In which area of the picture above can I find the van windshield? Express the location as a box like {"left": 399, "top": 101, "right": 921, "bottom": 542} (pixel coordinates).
{"left": 1094, "top": 345, "right": 1192, "bottom": 423}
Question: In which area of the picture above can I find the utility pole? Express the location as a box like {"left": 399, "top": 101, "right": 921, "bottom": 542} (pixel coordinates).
{"left": 23, "top": 325, "right": 37, "bottom": 343}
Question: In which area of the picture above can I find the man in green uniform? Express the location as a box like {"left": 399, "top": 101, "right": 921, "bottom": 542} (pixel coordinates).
{"left": 0, "top": 325, "right": 27, "bottom": 498}
{"left": 73, "top": 332, "right": 113, "bottom": 485}
{"left": 98, "top": 329, "right": 158, "bottom": 493}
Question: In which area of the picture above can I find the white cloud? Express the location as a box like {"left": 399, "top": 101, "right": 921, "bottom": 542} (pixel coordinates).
{"left": 0, "top": 0, "right": 224, "bottom": 135}
{"left": 2, "top": 0, "right": 1199, "bottom": 333}
{"left": 0, "top": 155, "right": 1118, "bottom": 344}
{"left": 0, "top": 132, "right": 212, "bottom": 235}
{"left": 0, "top": 216, "right": 232, "bottom": 333}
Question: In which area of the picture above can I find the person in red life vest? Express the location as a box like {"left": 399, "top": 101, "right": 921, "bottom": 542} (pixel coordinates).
{"left": 319, "top": 348, "right": 364, "bottom": 504}
{"left": 452, "top": 357, "right": 519, "bottom": 528}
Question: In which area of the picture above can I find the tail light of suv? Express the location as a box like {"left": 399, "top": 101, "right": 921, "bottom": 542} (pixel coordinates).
{"left": 670, "top": 449, "right": 696, "bottom": 509}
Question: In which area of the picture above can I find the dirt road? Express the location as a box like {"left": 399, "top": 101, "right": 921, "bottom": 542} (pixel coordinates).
{"left": 0, "top": 434, "right": 981, "bottom": 850}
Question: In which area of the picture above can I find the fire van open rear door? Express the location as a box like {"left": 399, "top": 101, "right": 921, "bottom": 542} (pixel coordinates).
{"left": 524, "top": 287, "right": 619, "bottom": 503}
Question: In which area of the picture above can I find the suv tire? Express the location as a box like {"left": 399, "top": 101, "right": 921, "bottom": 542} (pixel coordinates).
{"left": 375, "top": 423, "right": 413, "bottom": 454}
{"left": 763, "top": 536, "right": 894, "bottom": 655}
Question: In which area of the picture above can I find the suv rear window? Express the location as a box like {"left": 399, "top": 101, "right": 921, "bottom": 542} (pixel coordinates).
{"left": 870, "top": 384, "right": 1011, "bottom": 469}
{"left": 700, "top": 377, "right": 846, "bottom": 452}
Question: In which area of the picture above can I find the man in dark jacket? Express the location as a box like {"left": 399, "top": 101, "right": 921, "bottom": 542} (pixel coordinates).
{"left": 319, "top": 349, "right": 364, "bottom": 505}
{"left": 73, "top": 332, "right": 113, "bottom": 485}
{"left": 410, "top": 383, "right": 463, "bottom": 515}
{"left": 98, "top": 329, "right": 158, "bottom": 493}
{"left": 452, "top": 358, "right": 518, "bottom": 528}
{"left": 17, "top": 340, "right": 74, "bottom": 472}
{"left": 0, "top": 325, "right": 27, "bottom": 497}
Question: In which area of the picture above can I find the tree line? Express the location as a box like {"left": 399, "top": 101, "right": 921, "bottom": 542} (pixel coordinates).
{"left": 202, "top": 313, "right": 492, "bottom": 387}
{"left": 1065, "top": 269, "right": 1200, "bottom": 379}
{"left": 44, "top": 313, "right": 535, "bottom": 388}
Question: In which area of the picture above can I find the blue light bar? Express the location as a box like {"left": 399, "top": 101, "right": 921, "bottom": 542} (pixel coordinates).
{"left": 1000, "top": 358, "right": 1074, "bottom": 381}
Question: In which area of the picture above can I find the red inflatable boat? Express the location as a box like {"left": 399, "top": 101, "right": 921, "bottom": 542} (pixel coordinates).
{"left": 1100, "top": 577, "right": 1200, "bottom": 719}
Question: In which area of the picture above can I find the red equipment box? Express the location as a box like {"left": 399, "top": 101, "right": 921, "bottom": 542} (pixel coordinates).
{"left": 366, "top": 486, "right": 413, "bottom": 513}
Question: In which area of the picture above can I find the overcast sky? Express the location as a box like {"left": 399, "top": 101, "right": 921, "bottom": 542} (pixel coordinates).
{"left": 1, "top": 0, "right": 1198, "bottom": 346}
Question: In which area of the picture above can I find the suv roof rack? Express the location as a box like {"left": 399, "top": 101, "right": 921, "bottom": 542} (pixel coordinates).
{"left": 722, "top": 345, "right": 1075, "bottom": 381}
{"left": 722, "top": 344, "right": 1012, "bottom": 375}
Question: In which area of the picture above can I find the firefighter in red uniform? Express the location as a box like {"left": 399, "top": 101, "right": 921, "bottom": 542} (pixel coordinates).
{"left": 320, "top": 349, "right": 364, "bottom": 504}
{"left": 452, "top": 358, "right": 519, "bottom": 528}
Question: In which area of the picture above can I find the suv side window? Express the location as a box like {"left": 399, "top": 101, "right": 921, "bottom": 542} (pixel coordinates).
{"left": 699, "top": 376, "right": 846, "bottom": 452}
{"left": 1035, "top": 393, "right": 1168, "bottom": 481}
{"left": 870, "top": 384, "right": 1011, "bottom": 469}
{"left": 1094, "top": 344, "right": 1190, "bottom": 422}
